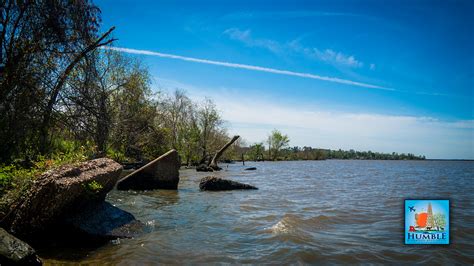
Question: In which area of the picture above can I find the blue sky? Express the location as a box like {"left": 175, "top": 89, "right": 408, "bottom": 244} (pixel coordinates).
{"left": 95, "top": 0, "right": 473, "bottom": 159}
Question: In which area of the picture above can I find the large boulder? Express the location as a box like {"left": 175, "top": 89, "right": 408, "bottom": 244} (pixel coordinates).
{"left": 199, "top": 176, "right": 258, "bottom": 191}
{"left": 65, "top": 202, "right": 145, "bottom": 241}
{"left": 6, "top": 158, "right": 122, "bottom": 239}
{"left": 0, "top": 228, "right": 42, "bottom": 265}
{"left": 116, "top": 149, "right": 180, "bottom": 190}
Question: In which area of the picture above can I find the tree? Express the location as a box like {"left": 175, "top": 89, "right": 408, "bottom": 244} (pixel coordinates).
{"left": 433, "top": 213, "right": 446, "bottom": 229}
{"left": 156, "top": 89, "right": 202, "bottom": 165}
{"left": 267, "top": 129, "right": 290, "bottom": 160}
{"left": 108, "top": 59, "right": 163, "bottom": 161}
{"left": 196, "top": 98, "right": 223, "bottom": 163}
{"left": 248, "top": 143, "right": 265, "bottom": 161}
{"left": 61, "top": 49, "right": 133, "bottom": 156}
{"left": 0, "top": 0, "right": 115, "bottom": 161}
{"left": 162, "top": 89, "right": 193, "bottom": 150}
{"left": 38, "top": 27, "right": 116, "bottom": 154}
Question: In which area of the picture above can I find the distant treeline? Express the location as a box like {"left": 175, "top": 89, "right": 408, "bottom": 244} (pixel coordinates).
{"left": 233, "top": 145, "right": 425, "bottom": 162}
{"left": 225, "top": 130, "right": 425, "bottom": 162}
{"left": 324, "top": 149, "right": 425, "bottom": 160}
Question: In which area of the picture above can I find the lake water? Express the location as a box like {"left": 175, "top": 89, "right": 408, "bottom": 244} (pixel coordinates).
{"left": 42, "top": 160, "right": 474, "bottom": 264}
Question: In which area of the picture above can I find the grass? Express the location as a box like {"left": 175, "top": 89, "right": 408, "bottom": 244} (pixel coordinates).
{"left": 82, "top": 180, "right": 104, "bottom": 198}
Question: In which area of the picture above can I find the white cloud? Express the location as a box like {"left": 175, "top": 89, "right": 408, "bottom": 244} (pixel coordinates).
{"left": 223, "top": 28, "right": 282, "bottom": 54}
{"left": 223, "top": 28, "right": 250, "bottom": 40}
{"left": 225, "top": 28, "right": 365, "bottom": 69}
{"left": 156, "top": 78, "right": 474, "bottom": 159}
{"left": 287, "top": 40, "right": 364, "bottom": 68}
{"left": 103, "top": 46, "right": 390, "bottom": 90}
{"left": 311, "top": 48, "right": 363, "bottom": 68}
{"left": 370, "top": 63, "right": 376, "bottom": 70}
{"left": 222, "top": 11, "right": 374, "bottom": 21}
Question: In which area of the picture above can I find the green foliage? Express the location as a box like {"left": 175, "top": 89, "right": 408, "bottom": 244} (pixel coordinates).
{"left": 0, "top": 164, "right": 39, "bottom": 218}
{"left": 0, "top": 146, "right": 89, "bottom": 218}
{"left": 0, "top": 166, "right": 15, "bottom": 195}
{"left": 267, "top": 129, "right": 290, "bottom": 160}
{"left": 279, "top": 146, "right": 326, "bottom": 160}
{"left": 82, "top": 180, "right": 103, "bottom": 195}
{"left": 0, "top": 0, "right": 103, "bottom": 162}
{"left": 248, "top": 143, "right": 265, "bottom": 161}
{"left": 107, "top": 148, "right": 126, "bottom": 162}
{"left": 325, "top": 149, "right": 425, "bottom": 160}
{"left": 0, "top": 1, "right": 234, "bottom": 216}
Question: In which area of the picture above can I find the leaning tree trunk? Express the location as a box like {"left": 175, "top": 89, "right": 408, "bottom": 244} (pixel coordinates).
{"left": 209, "top": 135, "right": 239, "bottom": 170}
{"left": 39, "top": 27, "right": 116, "bottom": 153}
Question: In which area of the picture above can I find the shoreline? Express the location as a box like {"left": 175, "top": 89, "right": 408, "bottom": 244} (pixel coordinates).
{"left": 225, "top": 158, "right": 473, "bottom": 163}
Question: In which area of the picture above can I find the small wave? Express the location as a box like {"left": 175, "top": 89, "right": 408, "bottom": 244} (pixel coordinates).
{"left": 267, "top": 214, "right": 333, "bottom": 235}
{"left": 145, "top": 220, "right": 156, "bottom": 227}
{"left": 269, "top": 219, "right": 291, "bottom": 234}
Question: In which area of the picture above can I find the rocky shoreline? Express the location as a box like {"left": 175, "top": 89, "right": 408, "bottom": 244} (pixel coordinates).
{"left": 0, "top": 148, "right": 258, "bottom": 265}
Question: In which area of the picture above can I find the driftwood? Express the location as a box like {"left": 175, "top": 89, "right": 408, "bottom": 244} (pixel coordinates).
{"left": 209, "top": 135, "right": 240, "bottom": 170}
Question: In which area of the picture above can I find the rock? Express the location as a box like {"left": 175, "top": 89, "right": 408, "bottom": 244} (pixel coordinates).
{"left": 199, "top": 176, "right": 258, "bottom": 191}
{"left": 196, "top": 164, "right": 213, "bottom": 172}
{"left": 65, "top": 202, "right": 145, "bottom": 241}
{"left": 122, "top": 161, "right": 145, "bottom": 170}
{"left": 116, "top": 149, "right": 180, "bottom": 190}
{"left": 244, "top": 167, "right": 257, "bottom": 171}
{"left": 0, "top": 228, "right": 42, "bottom": 265}
{"left": 6, "top": 158, "right": 122, "bottom": 239}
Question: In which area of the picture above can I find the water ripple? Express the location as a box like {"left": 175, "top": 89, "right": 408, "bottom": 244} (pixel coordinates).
{"left": 42, "top": 160, "right": 474, "bottom": 264}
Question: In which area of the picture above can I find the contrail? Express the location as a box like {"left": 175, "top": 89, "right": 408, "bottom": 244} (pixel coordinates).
{"left": 103, "top": 46, "right": 393, "bottom": 91}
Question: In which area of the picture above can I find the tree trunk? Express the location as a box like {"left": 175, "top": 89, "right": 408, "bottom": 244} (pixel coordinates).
{"left": 95, "top": 92, "right": 109, "bottom": 157}
{"left": 209, "top": 135, "right": 239, "bottom": 170}
{"left": 268, "top": 142, "right": 271, "bottom": 161}
{"left": 39, "top": 27, "right": 116, "bottom": 153}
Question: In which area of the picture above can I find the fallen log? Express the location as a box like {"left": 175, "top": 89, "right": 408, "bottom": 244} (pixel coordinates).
{"left": 209, "top": 135, "right": 240, "bottom": 171}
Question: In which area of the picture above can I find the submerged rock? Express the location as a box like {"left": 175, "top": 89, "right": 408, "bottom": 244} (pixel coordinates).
{"left": 199, "top": 176, "right": 258, "bottom": 191}
{"left": 196, "top": 164, "right": 213, "bottom": 172}
{"left": 117, "top": 149, "right": 180, "bottom": 190}
{"left": 244, "top": 167, "right": 257, "bottom": 171}
{"left": 65, "top": 202, "right": 145, "bottom": 241}
{"left": 5, "top": 158, "right": 123, "bottom": 239}
{"left": 0, "top": 228, "right": 42, "bottom": 265}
